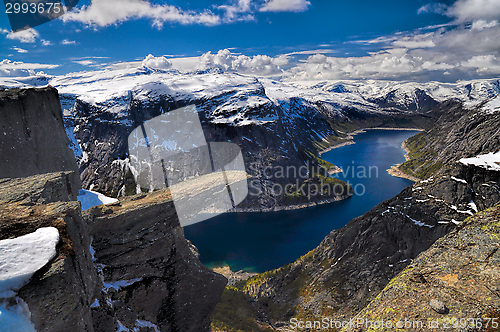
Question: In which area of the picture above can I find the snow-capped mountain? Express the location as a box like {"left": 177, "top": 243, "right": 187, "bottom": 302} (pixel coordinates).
{"left": 1, "top": 65, "right": 499, "bottom": 210}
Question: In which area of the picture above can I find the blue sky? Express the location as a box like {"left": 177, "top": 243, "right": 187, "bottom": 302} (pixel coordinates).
{"left": 1, "top": 0, "right": 500, "bottom": 82}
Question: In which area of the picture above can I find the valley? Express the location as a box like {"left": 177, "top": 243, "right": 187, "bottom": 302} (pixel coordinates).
{"left": 1, "top": 68, "right": 500, "bottom": 332}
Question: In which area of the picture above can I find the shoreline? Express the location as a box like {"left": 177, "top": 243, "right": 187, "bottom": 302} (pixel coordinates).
{"left": 212, "top": 266, "right": 257, "bottom": 286}
{"left": 387, "top": 165, "right": 420, "bottom": 182}
{"left": 318, "top": 140, "right": 355, "bottom": 155}
{"left": 386, "top": 140, "right": 421, "bottom": 182}
{"left": 318, "top": 127, "right": 422, "bottom": 155}
{"left": 213, "top": 194, "right": 352, "bottom": 214}
{"left": 369, "top": 127, "right": 424, "bottom": 132}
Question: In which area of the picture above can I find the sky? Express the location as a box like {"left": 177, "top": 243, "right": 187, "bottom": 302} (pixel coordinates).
{"left": 0, "top": 0, "right": 500, "bottom": 82}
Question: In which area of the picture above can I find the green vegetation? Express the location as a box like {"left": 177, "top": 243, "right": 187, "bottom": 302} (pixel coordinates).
{"left": 398, "top": 132, "right": 443, "bottom": 179}
{"left": 305, "top": 150, "right": 336, "bottom": 171}
{"left": 211, "top": 287, "right": 274, "bottom": 332}
{"left": 232, "top": 251, "right": 319, "bottom": 322}
{"left": 312, "top": 135, "right": 344, "bottom": 152}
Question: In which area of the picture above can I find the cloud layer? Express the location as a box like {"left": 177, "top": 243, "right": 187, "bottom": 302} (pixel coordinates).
{"left": 62, "top": 0, "right": 221, "bottom": 27}
{"left": 142, "top": 54, "right": 172, "bottom": 70}
{"left": 0, "top": 60, "right": 57, "bottom": 77}
{"left": 197, "top": 49, "right": 289, "bottom": 75}
{"left": 61, "top": 0, "right": 310, "bottom": 27}
{"left": 260, "top": 0, "right": 311, "bottom": 12}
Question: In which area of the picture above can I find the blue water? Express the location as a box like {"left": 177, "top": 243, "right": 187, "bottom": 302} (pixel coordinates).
{"left": 184, "top": 130, "right": 418, "bottom": 273}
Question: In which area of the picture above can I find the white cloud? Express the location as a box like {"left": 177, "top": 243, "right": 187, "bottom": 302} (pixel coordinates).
{"left": 446, "top": 0, "right": 500, "bottom": 23}
{"left": 62, "top": 0, "right": 221, "bottom": 27}
{"left": 285, "top": 49, "right": 337, "bottom": 56}
{"left": 74, "top": 60, "right": 95, "bottom": 66}
{"left": 197, "top": 49, "right": 289, "bottom": 75}
{"left": 0, "top": 59, "right": 58, "bottom": 77}
{"left": 418, "top": 3, "right": 448, "bottom": 15}
{"left": 41, "top": 40, "right": 52, "bottom": 46}
{"left": 1, "top": 28, "right": 39, "bottom": 43}
{"left": 61, "top": 39, "right": 77, "bottom": 45}
{"left": 12, "top": 47, "right": 28, "bottom": 53}
{"left": 142, "top": 54, "right": 172, "bottom": 70}
{"left": 260, "top": 0, "right": 310, "bottom": 12}
{"left": 420, "top": 0, "right": 500, "bottom": 24}
{"left": 218, "top": 0, "right": 255, "bottom": 22}
{"left": 392, "top": 33, "right": 436, "bottom": 49}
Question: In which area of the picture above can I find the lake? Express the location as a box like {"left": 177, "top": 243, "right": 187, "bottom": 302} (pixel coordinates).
{"left": 184, "top": 130, "right": 419, "bottom": 273}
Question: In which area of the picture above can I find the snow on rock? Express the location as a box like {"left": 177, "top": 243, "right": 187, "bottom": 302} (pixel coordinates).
{"left": 469, "top": 201, "right": 478, "bottom": 213}
{"left": 407, "top": 215, "right": 434, "bottom": 228}
{"left": 0, "top": 227, "right": 60, "bottom": 298}
{"left": 482, "top": 95, "right": 500, "bottom": 114}
{"left": 0, "top": 227, "right": 60, "bottom": 332}
{"left": 77, "top": 189, "right": 119, "bottom": 211}
{"left": 450, "top": 176, "right": 468, "bottom": 184}
{"left": 103, "top": 278, "right": 142, "bottom": 293}
{"left": 459, "top": 152, "right": 500, "bottom": 171}
{"left": 134, "top": 319, "right": 160, "bottom": 332}
{"left": 0, "top": 297, "right": 36, "bottom": 332}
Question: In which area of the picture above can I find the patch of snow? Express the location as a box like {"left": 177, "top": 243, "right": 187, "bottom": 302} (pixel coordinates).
{"left": 65, "top": 125, "right": 82, "bottom": 159}
{"left": 0, "top": 227, "right": 59, "bottom": 298}
{"left": 134, "top": 319, "right": 161, "bottom": 332}
{"left": 0, "top": 227, "right": 59, "bottom": 332}
{"left": 90, "top": 299, "right": 99, "bottom": 308}
{"left": 77, "top": 189, "right": 119, "bottom": 211}
{"left": 450, "top": 176, "right": 468, "bottom": 184}
{"left": 117, "top": 320, "right": 129, "bottom": 332}
{"left": 103, "top": 278, "right": 142, "bottom": 293}
{"left": 469, "top": 201, "right": 478, "bottom": 212}
{"left": 0, "top": 297, "right": 36, "bottom": 332}
{"left": 89, "top": 237, "right": 96, "bottom": 262}
{"left": 482, "top": 96, "right": 500, "bottom": 114}
{"left": 450, "top": 205, "right": 474, "bottom": 215}
{"left": 459, "top": 152, "right": 500, "bottom": 171}
{"left": 406, "top": 215, "right": 434, "bottom": 228}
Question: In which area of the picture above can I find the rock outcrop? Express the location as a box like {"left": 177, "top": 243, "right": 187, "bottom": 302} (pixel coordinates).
{"left": 0, "top": 171, "right": 98, "bottom": 332}
{"left": 0, "top": 87, "right": 226, "bottom": 332}
{"left": 350, "top": 204, "right": 500, "bottom": 331}
{"left": 86, "top": 189, "right": 227, "bottom": 332}
{"left": 228, "top": 99, "right": 500, "bottom": 329}
{"left": 0, "top": 87, "right": 81, "bottom": 195}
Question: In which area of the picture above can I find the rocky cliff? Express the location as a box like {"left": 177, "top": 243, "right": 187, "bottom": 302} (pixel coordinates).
{"left": 0, "top": 87, "right": 81, "bottom": 195}
{"left": 0, "top": 171, "right": 98, "bottom": 332}
{"left": 348, "top": 204, "right": 500, "bottom": 332}
{"left": 0, "top": 87, "right": 226, "bottom": 331}
{"left": 86, "top": 187, "right": 227, "bottom": 332}
{"left": 221, "top": 98, "right": 500, "bottom": 330}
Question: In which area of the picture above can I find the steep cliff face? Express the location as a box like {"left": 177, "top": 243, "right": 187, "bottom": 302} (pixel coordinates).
{"left": 0, "top": 87, "right": 81, "bottom": 195}
{"left": 350, "top": 204, "right": 500, "bottom": 332}
{"left": 86, "top": 189, "right": 227, "bottom": 332}
{"left": 0, "top": 171, "right": 98, "bottom": 332}
{"left": 0, "top": 172, "right": 227, "bottom": 332}
{"left": 228, "top": 99, "right": 500, "bottom": 329}
{"left": 0, "top": 87, "right": 226, "bottom": 331}
{"left": 66, "top": 81, "right": 354, "bottom": 211}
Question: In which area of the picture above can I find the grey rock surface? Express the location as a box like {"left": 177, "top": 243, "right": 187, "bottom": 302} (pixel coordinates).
{"left": 86, "top": 189, "right": 227, "bottom": 332}
{"left": 429, "top": 299, "right": 448, "bottom": 314}
{"left": 0, "top": 87, "right": 81, "bottom": 195}
{"left": 236, "top": 99, "right": 500, "bottom": 325}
